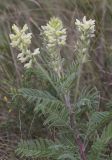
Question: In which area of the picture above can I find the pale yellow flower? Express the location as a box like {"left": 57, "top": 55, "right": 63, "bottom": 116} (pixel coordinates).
{"left": 10, "top": 24, "right": 32, "bottom": 50}
{"left": 41, "top": 17, "right": 66, "bottom": 50}
{"left": 75, "top": 16, "right": 95, "bottom": 59}
{"left": 75, "top": 16, "right": 95, "bottom": 38}
{"left": 10, "top": 24, "right": 40, "bottom": 69}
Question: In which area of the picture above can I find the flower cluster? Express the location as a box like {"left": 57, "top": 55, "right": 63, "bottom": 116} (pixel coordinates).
{"left": 10, "top": 24, "right": 40, "bottom": 69}
{"left": 41, "top": 17, "right": 66, "bottom": 50}
{"left": 10, "top": 24, "right": 32, "bottom": 50}
{"left": 75, "top": 16, "right": 95, "bottom": 39}
{"left": 75, "top": 16, "right": 95, "bottom": 62}
{"left": 41, "top": 17, "right": 66, "bottom": 77}
{"left": 10, "top": 16, "right": 95, "bottom": 70}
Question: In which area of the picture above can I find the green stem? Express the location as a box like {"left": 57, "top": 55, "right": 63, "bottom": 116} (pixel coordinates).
{"left": 74, "top": 56, "right": 85, "bottom": 104}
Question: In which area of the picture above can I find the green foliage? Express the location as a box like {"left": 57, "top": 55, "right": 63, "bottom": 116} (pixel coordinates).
{"left": 16, "top": 138, "right": 79, "bottom": 160}
{"left": 89, "top": 123, "right": 112, "bottom": 160}
{"left": 76, "top": 86, "right": 99, "bottom": 113}
{"left": 19, "top": 88, "right": 59, "bottom": 103}
{"left": 14, "top": 14, "right": 112, "bottom": 160}
{"left": 87, "top": 111, "right": 112, "bottom": 136}
{"left": 16, "top": 64, "right": 112, "bottom": 159}
{"left": 1, "top": 0, "right": 112, "bottom": 160}
{"left": 16, "top": 138, "right": 55, "bottom": 158}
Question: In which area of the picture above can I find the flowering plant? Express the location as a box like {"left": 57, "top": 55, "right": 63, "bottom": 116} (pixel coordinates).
{"left": 10, "top": 17, "right": 112, "bottom": 160}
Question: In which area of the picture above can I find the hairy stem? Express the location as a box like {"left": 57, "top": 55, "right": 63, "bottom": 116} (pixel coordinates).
{"left": 57, "top": 45, "right": 87, "bottom": 159}
{"left": 64, "top": 55, "right": 87, "bottom": 160}
{"left": 74, "top": 55, "right": 86, "bottom": 104}
{"left": 64, "top": 93, "right": 87, "bottom": 160}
